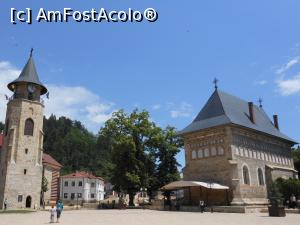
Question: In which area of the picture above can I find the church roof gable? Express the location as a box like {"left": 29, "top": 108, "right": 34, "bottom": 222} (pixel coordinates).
{"left": 179, "top": 90, "right": 297, "bottom": 143}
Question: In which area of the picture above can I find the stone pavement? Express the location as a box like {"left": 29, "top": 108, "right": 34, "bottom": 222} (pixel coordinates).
{"left": 0, "top": 209, "right": 299, "bottom": 225}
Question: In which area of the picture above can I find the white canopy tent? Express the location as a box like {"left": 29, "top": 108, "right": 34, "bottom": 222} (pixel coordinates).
{"left": 161, "top": 181, "right": 229, "bottom": 191}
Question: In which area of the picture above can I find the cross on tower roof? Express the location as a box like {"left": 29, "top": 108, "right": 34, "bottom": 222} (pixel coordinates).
{"left": 258, "top": 98, "right": 263, "bottom": 108}
{"left": 213, "top": 78, "right": 219, "bottom": 90}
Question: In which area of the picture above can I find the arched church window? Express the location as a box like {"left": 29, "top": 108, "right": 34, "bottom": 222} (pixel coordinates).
{"left": 211, "top": 147, "right": 217, "bottom": 156}
{"left": 191, "top": 150, "right": 197, "bottom": 159}
{"left": 24, "top": 118, "right": 34, "bottom": 136}
{"left": 197, "top": 149, "right": 203, "bottom": 158}
{"left": 242, "top": 165, "right": 250, "bottom": 185}
{"left": 258, "top": 168, "right": 264, "bottom": 186}
{"left": 204, "top": 148, "right": 210, "bottom": 157}
{"left": 217, "top": 146, "right": 224, "bottom": 155}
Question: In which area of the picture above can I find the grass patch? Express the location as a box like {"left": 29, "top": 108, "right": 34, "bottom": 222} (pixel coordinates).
{"left": 0, "top": 209, "right": 35, "bottom": 214}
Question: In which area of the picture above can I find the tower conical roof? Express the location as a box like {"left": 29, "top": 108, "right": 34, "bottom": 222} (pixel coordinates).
{"left": 8, "top": 54, "right": 47, "bottom": 95}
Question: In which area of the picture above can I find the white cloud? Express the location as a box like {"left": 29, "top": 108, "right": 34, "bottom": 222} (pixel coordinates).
{"left": 170, "top": 102, "right": 193, "bottom": 118}
{"left": 256, "top": 80, "right": 268, "bottom": 85}
{"left": 276, "top": 57, "right": 299, "bottom": 75}
{"left": 0, "top": 61, "right": 20, "bottom": 121}
{"left": 152, "top": 104, "right": 161, "bottom": 110}
{"left": 276, "top": 73, "right": 300, "bottom": 96}
{"left": 0, "top": 60, "right": 114, "bottom": 132}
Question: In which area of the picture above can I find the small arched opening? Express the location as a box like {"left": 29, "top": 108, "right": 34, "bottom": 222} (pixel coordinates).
{"left": 25, "top": 196, "right": 32, "bottom": 208}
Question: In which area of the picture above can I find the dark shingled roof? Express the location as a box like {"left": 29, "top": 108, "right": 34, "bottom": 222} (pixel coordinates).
{"left": 178, "top": 90, "right": 297, "bottom": 144}
{"left": 8, "top": 55, "right": 48, "bottom": 95}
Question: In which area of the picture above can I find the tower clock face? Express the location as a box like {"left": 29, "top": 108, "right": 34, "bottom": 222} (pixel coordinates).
{"left": 27, "top": 84, "right": 36, "bottom": 93}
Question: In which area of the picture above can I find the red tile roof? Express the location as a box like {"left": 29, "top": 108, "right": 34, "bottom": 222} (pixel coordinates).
{"left": 42, "top": 153, "right": 63, "bottom": 169}
{"left": 0, "top": 133, "right": 3, "bottom": 149}
{"left": 61, "top": 171, "right": 104, "bottom": 181}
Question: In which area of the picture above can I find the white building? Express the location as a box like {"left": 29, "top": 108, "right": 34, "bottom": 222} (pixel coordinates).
{"left": 60, "top": 171, "right": 105, "bottom": 203}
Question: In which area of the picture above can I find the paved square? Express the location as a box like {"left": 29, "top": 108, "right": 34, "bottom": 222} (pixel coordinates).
{"left": 0, "top": 209, "right": 299, "bottom": 225}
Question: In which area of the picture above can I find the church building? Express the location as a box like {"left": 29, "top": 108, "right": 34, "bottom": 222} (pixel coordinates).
{"left": 0, "top": 50, "right": 48, "bottom": 209}
{"left": 179, "top": 86, "right": 298, "bottom": 205}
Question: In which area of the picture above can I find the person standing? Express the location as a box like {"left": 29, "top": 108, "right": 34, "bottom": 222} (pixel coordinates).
{"left": 4, "top": 198, "right": 7, "bottom": 210}
{"left": 49, "top": 205, "right": 56, "bottom": 223}
{"left": 56, "top": 200, "right": 64, "bottom": 223}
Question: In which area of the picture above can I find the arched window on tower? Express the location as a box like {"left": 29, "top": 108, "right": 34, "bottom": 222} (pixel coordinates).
{"left": 242, "top": 165, "right": 250, "bottom": 185}
{"left": 258, "top": 168, "right": 264, "bottom": 186}
{"left": 24, "top": 118, "right": 34, "bottom": 136}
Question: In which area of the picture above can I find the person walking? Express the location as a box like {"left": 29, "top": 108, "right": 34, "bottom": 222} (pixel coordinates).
{"left": 4, "top": 198, "right": 7, "bottom": 210}
{"left": 56, "top": 200, "right": 64, "bottom": 223}
{"left": 49, "top": 205, "right": 56, "bottom": 223}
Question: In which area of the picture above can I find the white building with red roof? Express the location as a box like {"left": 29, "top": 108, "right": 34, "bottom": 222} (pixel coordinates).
{"left": 60, "top": 171, "right": 105, "bottom": 203}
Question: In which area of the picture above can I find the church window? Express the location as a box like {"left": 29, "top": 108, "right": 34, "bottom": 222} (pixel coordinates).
{"left": 258, "top": 168, "right": 264, "bottom": 186}
{"left": 78, "top": 181, "right": 83, "bottom": 187}
{"left": 211, "top": 147, "right": 217, "bottom": 156}
{"left": 18, "top": 195, "right": 23, "bottom": 202}
{"left": 217, "top": 146, "right": 224, "bottom": 155}
{"left": 197, "top": 149, "right": 203, "bottom": 158}
{"left": 25, "top": 149, "right": 28, "bottom": 154}
{"left": 64, "top": 193, "right": 68, "bottom": 199}
{"left": 242, "top": 165, "right": 250, "bottom": 185}
{"left": 240, "top": 147, "right": 244, "bottom": 156}
{"left": 72, "top": 181, "right": 75, "bottom": 187}
{"left": 204, "top": 148, "right": 210, "bottom": 157}
{"left": 191, "top": 150, "right": 197, "bottom": 159}
{"left": 64, "top": 181, "right": 68, "bottom": 187}
{"left": 24, "top": 118, "right": 34, "bottom": 136}
{"left": 235, "top": 146, "right": 239, "bottom": 155}
{"left": 24, "top": 169, "right": 27, "bottom": 175}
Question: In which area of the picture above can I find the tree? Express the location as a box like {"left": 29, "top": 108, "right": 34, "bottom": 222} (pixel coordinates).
{"left": 292, "top": 146, "right": 300, "bottom": 178}
{"left": 98, "top": 109, "right": 182, "bottom": 205}
{"left": 276, "top": 178, "right": 300, "bottom": 200}
{"left": 40, "top": 174, "right": 48, "bottom": 208}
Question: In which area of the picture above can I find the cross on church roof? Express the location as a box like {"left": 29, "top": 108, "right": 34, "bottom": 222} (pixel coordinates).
{"left": 213, "top": 78, "right": 219, "bottom": 90}
{"left": 30, "top": 48, "right": 33, "bottom": 57}
{"left": 258, "top": 98, "right": 263, "bottom": 108}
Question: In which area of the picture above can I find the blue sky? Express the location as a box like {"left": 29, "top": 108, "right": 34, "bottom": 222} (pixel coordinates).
{"left": 1, "top": 1, "right": 300, "bottom": 168}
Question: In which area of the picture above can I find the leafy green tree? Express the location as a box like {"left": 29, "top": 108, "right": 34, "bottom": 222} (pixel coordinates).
{"left": 276, "top": 178, "right": 300, "bottom": 200}
{"left": 40, "top": 174, "right": 48, "bottom": 208}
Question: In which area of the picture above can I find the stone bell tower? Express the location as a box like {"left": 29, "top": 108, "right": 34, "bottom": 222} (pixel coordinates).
{"left": 0, "top": 50, "right": 48, "bottom": 209}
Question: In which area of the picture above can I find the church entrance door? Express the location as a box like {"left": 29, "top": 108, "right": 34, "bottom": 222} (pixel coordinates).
{"left": 26, "top": 196, "right": 32, "bottom": 208}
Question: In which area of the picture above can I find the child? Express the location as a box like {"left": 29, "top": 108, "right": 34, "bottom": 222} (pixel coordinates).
{"left": 49, "top": 205, "right": 56, "bottom": 223}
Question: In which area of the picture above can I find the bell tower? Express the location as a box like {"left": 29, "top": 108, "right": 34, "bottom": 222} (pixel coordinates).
{"left": 0, "top": 50, "right": 48, "bottom": 209}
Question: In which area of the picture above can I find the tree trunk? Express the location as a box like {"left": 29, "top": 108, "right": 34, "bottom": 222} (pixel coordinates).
{"left": 129, "top": 192, "right": 135, "bottom": 206}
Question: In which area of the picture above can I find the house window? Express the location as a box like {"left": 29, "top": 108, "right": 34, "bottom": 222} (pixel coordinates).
{"left": 24, "top": 118, "right": 34, "bottom": 136}
{"left": 64, "top": 193, "right": 68, "bottom": 199}
{"left": 64, "top": 181, "right": 68, "bottom": 187}
{"left": 243, "top": 165, "right": 250, "bottom": 185}
{"left": 78, "top": 181, "right": 83, "bottom": 187}
{"left": 71, "top": 193, "right": 75, "bottom": 199}
{"left": 90, "top": 193, "right": 95, "bottom": 198}
{"left": 77, "top": 193, "right": 82, "bottom": 198}
{"left": 91, "top": 183, "right": 95, "bottom": 188}
{"left": 72, "top": 181, "right": 75, "bottom": 187}
{"left": 18, "top": 195, "right": 23, "bottom": 202}
{"left": 24, "top": 169, "right": 27, "bottom": 175}
{"left": 258, "top": 168, "right": 264, "bottom": 186}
